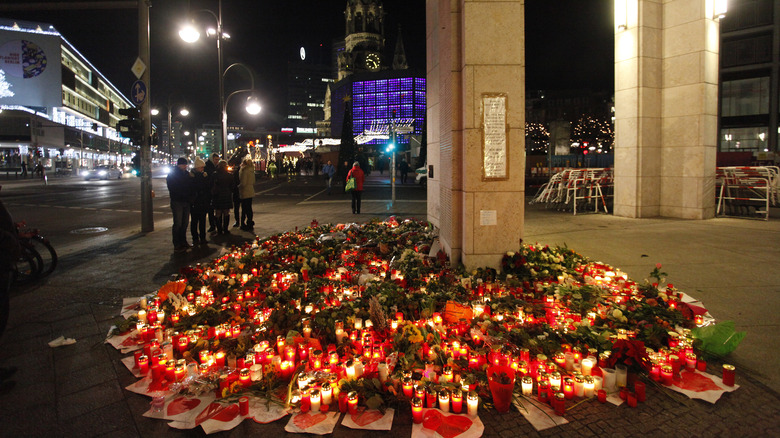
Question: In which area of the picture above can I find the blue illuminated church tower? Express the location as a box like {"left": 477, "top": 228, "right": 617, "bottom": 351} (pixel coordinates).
{"left": 329, "top": 0, "right": 425, "bottom": 166}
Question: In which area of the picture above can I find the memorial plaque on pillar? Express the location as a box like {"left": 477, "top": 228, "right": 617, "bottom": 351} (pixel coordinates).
{"left": 481, "top": 93, "right": 509, "bottom": 180}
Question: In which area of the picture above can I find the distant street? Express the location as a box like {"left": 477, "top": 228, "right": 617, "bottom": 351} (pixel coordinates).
{"left": 0, "top": 170, "right": 427, "bottom": 259}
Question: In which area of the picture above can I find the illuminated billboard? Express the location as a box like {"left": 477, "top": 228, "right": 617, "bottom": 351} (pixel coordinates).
{"left": 0, "top": 26, "right": 62, "bottom": 114}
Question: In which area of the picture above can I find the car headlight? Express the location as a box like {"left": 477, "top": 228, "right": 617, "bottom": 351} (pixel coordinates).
{"left": 98, "top": 170, "right": 107, "bottom": 176}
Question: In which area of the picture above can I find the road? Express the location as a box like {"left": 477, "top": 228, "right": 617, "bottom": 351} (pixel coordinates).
{"left": 0, "top": 170, "right": 427, "bottom": 260}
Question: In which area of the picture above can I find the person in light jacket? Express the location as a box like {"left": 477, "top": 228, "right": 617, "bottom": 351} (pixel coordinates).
{"left": 238, "top": 156, "right": 256, "bottom": 231}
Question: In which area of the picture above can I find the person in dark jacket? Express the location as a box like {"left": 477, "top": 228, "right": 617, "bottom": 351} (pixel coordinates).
{"left": 346, "top": 161, "right": 365, "bottom": 214}
{"left": 190, "top": 158, "right": 211, "bottom": 245}
{"left": 204, "top": 153, "right": 219, "bottom": 233}
{"left": 211, "top": 160, "right": 235, "bottom": 234}
{"left": 166, "top": 157, "right": 194, "bottom": 252}
{"left": 229, "top": 157, "right": 242, "bottom": 228}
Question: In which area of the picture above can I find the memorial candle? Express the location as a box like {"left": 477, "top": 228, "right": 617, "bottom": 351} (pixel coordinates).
{"left": 438, "top": 389, "right": 450, "bottom": 413}
{"left": 661, "top": 365, "right": 674, "bottom": 386}
{"left": 467, "top": 391, "right": 479, "bottom": 417}
{"left": 402, "top": 377, "right": 414, "bottom": 398}
{"left": 553, "top": 392, "right": 566, "bottom": 416}
{"left": 347, "top": 391, "right": 358, "bottom": 414}
{"left": 451, "top": 389, "right": 463, "bottom": 413}
{"left": 563, "top": 377, "right": 575, "bottom": 400}
{"left": 411, "top": 397, "right": 423, "bottom": 423}
{"left": 722, "top": 364, "right": 736, "bottom": 386}
{"left": 321, "top": 382, "right": 333, "bottom": 405}
{"left": 175, "top": 362, "right": 186, "bottom": 381}
{"left": 521, "top": 376, "right": 533, "bottom": 396}
{"left": 310, "top": 389, "right": 321, "bottom": 413}
{"left": 685, "top": 352, "right": 697, "bottom": 371}
{"left": 378, "top": 362, "right": 389, "bottom": 382}
{"left": 597, "top": 389, "right": 607, "bottom": 403}
{"left": 574, "top": 375, "right": 585, "bottom": 397}
{"left": 581, "top": 357, "right": 595, "bottom": 376}
{"left": 634, "top": 381, "right": 646, "bottom": 402}
{"left": 138, "top": 355, "right": 149, "bottom": 374}
{"left": 584, "top": 376, "right": 595, "bottom": 397}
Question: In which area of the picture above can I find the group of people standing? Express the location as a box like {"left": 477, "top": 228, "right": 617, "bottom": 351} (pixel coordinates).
{"left": 166, "top": 153, "right": 256, "bottom": 252}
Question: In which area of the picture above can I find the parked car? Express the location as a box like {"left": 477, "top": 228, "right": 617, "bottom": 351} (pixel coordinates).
{"left": 84, "top": 165, "right": 123, "bottom": 180}
{"left": 415, "top": 164, "right": 427, "bottom": 186}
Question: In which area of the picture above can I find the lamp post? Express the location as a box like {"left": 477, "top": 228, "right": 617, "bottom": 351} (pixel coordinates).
{"left": 222, "top": 63, "right": 262, "bottom": 158}
{"left": 152, "top": 101, "right": 189, "bottom": 165}
{"left": 180, "top": 0, "right": 227, "bottom": 157}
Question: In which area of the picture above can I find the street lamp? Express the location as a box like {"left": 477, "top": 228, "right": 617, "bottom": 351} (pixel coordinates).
{"left": 180, "top": 0, "right": 228, "bottom": 157}
{"left": 221, "top": 63, "right": 261, "bottom": 157}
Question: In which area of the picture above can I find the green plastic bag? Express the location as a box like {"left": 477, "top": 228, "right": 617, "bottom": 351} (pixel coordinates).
{"left": 692, "top": 320, "right": 746, "bottom": 357}
{"left": 345, "top": 177, "right": 356, "bottom": 192}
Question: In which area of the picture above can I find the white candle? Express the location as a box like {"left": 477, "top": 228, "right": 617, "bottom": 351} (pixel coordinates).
{"left": 438, "top": 390, "right": 450, "bottom": 413}
{"left": 581, "top": 357, "right": 595, "bottom": 376}
{"left": 584, "top": 376, "right": 595, "bottom": 397}
{"left": 335, "top": 329, "right": 346, "bottom": 343}
{"left": 378, "top": 363, "right": 389, "bottom": 382}
{"left": 593, "top": 376, "right": 603, "bottom": 392}
{"left": 163, "top": 343, "right": 174, "bottom": 361}
{"left": 354, "top": 318, "right": 363, "bottom": 330}
{"left": 602, "top": 368, "right": 615, "bottom": 390}
{"left": 467, "top": 392, "right": 478, "bottom": 417}
{"left": 574, "top": 376, "right": 585, "bottom": 397}
{"left": 250, "top": 364, "right": 263, "bottom": 381}
{"left": 564, "top": 352, "right": 574, "bottom": 371}
{"left": 615, "top": 364, "right": 627, "bottom": 388}
{"left": 346, "top": 361, "right": 356, "bottom": 380}
{"left": 310, "top": 389, "right": 321, "bottom": 412}
{"left": 321, "top": 382, "right": 333, "bottom": 405}
{"left": 521, "top": 376, "right": 533, "bottom": 395}
{"left": 355, "top": 360, "right": 364, "bottom": 378}
{"left": 137, "top": 309, "right": 147, "bottom": 323}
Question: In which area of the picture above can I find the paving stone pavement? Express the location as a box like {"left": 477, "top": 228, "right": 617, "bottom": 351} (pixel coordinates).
{"left": 1, "top": 174, "right": 778, "bottom": 437}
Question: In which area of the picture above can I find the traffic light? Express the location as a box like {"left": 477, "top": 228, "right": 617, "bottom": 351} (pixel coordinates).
{"left": 117, "top": 107, "right": 144, "bottom": 144}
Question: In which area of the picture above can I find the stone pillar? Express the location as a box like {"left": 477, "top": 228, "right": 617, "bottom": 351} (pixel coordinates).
{"left": 614, "top": 0, "right": 720, "bottom": 219}
{"left": 426, "top": 0, "right": 526, "bottom": 269}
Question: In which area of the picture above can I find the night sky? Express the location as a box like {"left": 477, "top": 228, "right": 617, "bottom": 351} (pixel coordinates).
{"left": 3, "top": 0, "right": 613, "bottom": 130}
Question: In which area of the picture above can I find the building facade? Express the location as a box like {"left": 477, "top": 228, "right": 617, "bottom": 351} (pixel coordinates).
{"left": 718, "top": 0, "right": 780, "bottom": 162}
{"left": 0, "top": 18, "right": 134, "bottom": 172}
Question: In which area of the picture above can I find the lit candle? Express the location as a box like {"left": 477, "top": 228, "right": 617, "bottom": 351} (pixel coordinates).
{"left": 310, "top": 389, "right": 321, "bottom": 412}
{"left": 584, "top": 376, "right": 595, "bottom": 397}
{"left": 354, "top": 318, "right": 363, "bottom": 330}
{"left": 300, "top": 387, "right": 311, "bottom": 413}
{"left": 581, "top": 357, "right": 595, "bottom": 376}
{"left": 438, "top": 389, "right": 450, "bottom": 413}
{"left": 298, "top": 373, "right": 310, "bottom": 389}
{"left": 250, "top": 364, "right": 263, "bottom": 381}
{"left": 574, "top": 375, "right": 585, "bottom": 397}
{"left": 137, "top": 309, "right": 147, "bottom": 323}
{"left": 441, "top": 366, "right": 453, "bottom": 383}
{"left": 239, "top": 368, "right": 251, "bottom": 387}
{"left": 215, "top": 351, "right": 226, "bottom": 368}
{"left": 549, "top": 371, "right": 562, "bottom": 391}
{"left": 402, "top": 377, "right": 414, "bottom": 398}
{"left": 650, "top": 363, "right": 661, "bottom": 381}
{"left": 563, "top": 377, "right": 575, "bottom": 400}
{"left": 321, "top": 382, "right": 333, "bottom": 405}
{"left": 451, "top": 389, "right": 463, "bottom": 414}
{"left": 347, "top": 391, "right": 358, "bottom": 414}
{"left": 467, "top": 391, "right": 479, "bottom": 417}
{"left": 685, "top": 352, "right": 697, "bottom": 371}
{"left": 346, "top": 360, "right": 357, "bottom": 380}
{"left": 661, "top": 365, "right": 674, "bottom": 386}
{"left": 722, "top": 364, "right": 736, "bottom": 386}
{"left": 411, "top": 397, "right": 423, "bottom": 423}
{"left": 138, "top": 355, "right": 149, "bottom": 375}
{"left": 521, "top": 376, "right": 533, "bottom": 396}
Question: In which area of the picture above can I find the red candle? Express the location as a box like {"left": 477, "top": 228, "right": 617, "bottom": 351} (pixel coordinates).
{"left": 649, "top": 363, "right": 661, "bottom": 381}
{"left": 338, "top": 392, "right": 348, "bottom": 413}
{"left": 411, "top": 397, "right": 423, "bottom": 424}
{"left": 347, "top": 391, "right": 358, "bottom": 414}
{"left": 553, "top": 393, "right": 566, "bottom": 416}
{"left": 696, "top": 359, "right": 707, "bottom": 372}
{"left": 402, "top": 377, "right": 414, "bottom": 398}
{"left": 215, "top": 351, "right": 226, "bottom": 368}
{"left": 138, "top": 355, "right": 149, "bottom": 375}
{"left": 451, "top": 389, "right": 463, "bottom": 414}
{"left": 627, "top": 393, "right": 637, "bottom": 407}
{"left": 619, "top": 387, "right": 628, "bottom": 400}
{"left": 563, "top": 378, "right": 574, "bottom": 400}
{"left": 239, "top": 368, "right": 251, "bottom": 387}
{"left": 239, "top": 396, "right": 249, "bottom": 416}
{"left": 661, "top": 365, "right": 674, "bottom": 386}
{"left": 597, "top": 389, "right": 607, "bottom": 403}
{"left": 722, "top": 364, "right": 736, "bottom": 386}
{"left": 634, "top": 381, "right": 646, "bottom": 402}
{"left": 300, "top": 388, "right": 311, "bottom": 413}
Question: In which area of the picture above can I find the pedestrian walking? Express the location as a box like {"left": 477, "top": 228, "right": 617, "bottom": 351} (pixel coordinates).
{"left": 190, "top": 158, "right": 211, "bottom": 245}
{"left": 346, "top": 161, "right": 365, "bottom": 214}
{"left": 322, "top": 160, "right": 336, "bottom": 194}
{"left": 230, "top": 157, "right": 242, "bottom": 228}
{"left": 166, "top": 157, "right": 194, "bottom": 252}
{"left": 20, "top": 161, "right": 27, "bottom": 178}
{"left": 211, "top": 160, "right": 234, "bottom": 234}
{"left": 205, "top": 153, "right": 220, "bottom": 234}
{"left": 399, "top": 158, "right": 410, "bottom": 184}
{"left": 267, "top": 161, "right": 277, "bottom": 179}
{"left": 238, "top": 156, "right": 256, "bottom": 230}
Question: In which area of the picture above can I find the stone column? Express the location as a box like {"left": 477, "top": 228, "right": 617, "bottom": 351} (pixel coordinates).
{"left": 427, "top": 0, "right": 526, "bottom": 269}
{"left": 614, "top": 0, "right": 720, "bottom": 219}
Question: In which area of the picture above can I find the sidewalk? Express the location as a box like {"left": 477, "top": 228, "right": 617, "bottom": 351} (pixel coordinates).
{"left": 0, "top": 179, "right": 778, "bottom": 437}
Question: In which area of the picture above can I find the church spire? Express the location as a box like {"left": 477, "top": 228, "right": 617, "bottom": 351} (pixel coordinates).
{"left": 392, "top": 25, "right": 408, "bottom": 70}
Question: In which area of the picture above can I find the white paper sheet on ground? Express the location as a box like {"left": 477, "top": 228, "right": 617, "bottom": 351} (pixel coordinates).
{"left": 121, "top": 296, "right": 145, "bottom": 319}
{"left": 669, "top": 369, "right": 739, "bottom": 403}
{"left": 608, "top": 392, "right": 624, "bottom": 406}
{"left": 48, "top": 335, "right": 76, "bottom": 347}
{"left": 513, "top": 396, "right": 568, "bottom": 431}
{"left": 120, "top": 355, "right": 147, "bottom": 378}
{"left": 198, "top": 402, "right": 246, "bottom": 434}
{"left": 247, "top": 397, "right": 289, "bottom": 424}
{"left": 411, "top": 408, "right": 483, "bottom": 438}
{"left": 143, "top": 394, "right": 215, "bottom": 424}
{"left": 284, "top": 411, "right": 340, "bottom": 435}
{"left": 125, "top": 376, "right": 175, "bottom": 397}
{"left": 341, "top": 408, "right": 394, "bottom": 430}
{"left": 105, "top": 328, "right": 143, "bottom": 354}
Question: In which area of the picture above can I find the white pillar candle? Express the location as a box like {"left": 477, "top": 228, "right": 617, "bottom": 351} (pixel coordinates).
{"left": 581, "top": 358, "right": 595, "bottom": 376}
{"left": 615, "top": 364, "right": 628, "bottom": 388}
{"left": 378, "top": 363, "right": 389, "bottom": 382}
{"left": 564, "top": 352, "right": 574, "bottom": 371}
{"left": 321, "top": 382, "right": 333, "bottom": 405}
{"left": 574, "top": 376, "right": 585, "bottom": 397}
{"left": 602, "top": 368, "right": 616, "bottom": 391}
{"left": 163, "top": 343, "right": 174, "bottom": 361}
{"left": 354, "top": 318, "right": 363, "bottom": 330}
{"left": 584, "top": 376, "right": 595, "bottom": 397}
{"left": 310, "top": 389, "right": 321, "bottom": 412}
{"left": 438, "top": 390, "right": 450, "bottom": 413}
{"left": 467, "top": 392, "right": 478, "bottom": 417}
{"left": 521, "top": 376, "right": 534, "bottom": 396}
{"left": 250, "top": 364, "right": 263, "bottom": 381}
{"left": 346, "top": 361, "right": 356, "bottom": 380}
{"left": 137, "top": 309, "right": 147, "bottom": 323}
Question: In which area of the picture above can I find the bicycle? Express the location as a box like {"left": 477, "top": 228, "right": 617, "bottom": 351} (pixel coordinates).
{"left": 12, "top": 221, "right": 57, "bottom": 283}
